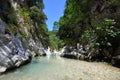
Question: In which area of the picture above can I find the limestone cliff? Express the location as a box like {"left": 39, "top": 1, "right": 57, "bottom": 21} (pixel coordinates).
{"left": 0, "top": 0, "right": 48, "bottom": 73}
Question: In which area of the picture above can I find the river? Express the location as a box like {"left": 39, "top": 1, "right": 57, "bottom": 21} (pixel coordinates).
{"left": 0, "top": 55, "right": 120, "bottom": 80}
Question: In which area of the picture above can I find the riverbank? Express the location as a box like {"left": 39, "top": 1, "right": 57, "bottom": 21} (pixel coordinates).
{"left": 60, "top": 52, "right": 120, "bottom": 68}
{"left": 58, "top": 45, "right": 120, "bottom": 68}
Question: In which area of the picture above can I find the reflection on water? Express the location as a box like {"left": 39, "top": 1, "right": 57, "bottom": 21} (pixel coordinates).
{"left": 0, "top": 55, "right": 120, "bottom": 80}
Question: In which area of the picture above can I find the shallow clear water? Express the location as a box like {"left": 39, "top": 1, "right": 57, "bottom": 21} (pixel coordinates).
{"left": 0, "top": 55, "right": 120, "bottom": 80}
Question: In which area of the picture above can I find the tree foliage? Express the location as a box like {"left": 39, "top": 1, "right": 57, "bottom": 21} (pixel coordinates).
{"left": 58, "top": 0, "right": 92, "bottom": 45}
{"left": 30, "top": 6, "right": 47, "bottom": 23}
{"left": 49, "top": 30, "right": 64, "bottom": 50}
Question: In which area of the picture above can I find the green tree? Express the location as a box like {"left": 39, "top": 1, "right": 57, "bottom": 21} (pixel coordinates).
{"left": 53, "top": 21, "right": 59, "bottom": 30}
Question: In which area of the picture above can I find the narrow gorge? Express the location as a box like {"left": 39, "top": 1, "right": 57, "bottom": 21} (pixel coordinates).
{"left": 0, "top": 0, "right": 120, "bottom": 80}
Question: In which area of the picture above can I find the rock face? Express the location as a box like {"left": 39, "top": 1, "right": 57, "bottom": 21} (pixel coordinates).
{"left": 0, "top": 0, "right": 47, "bottom": 73}
{"left": 60, "top": 45, "right": 92, "bottom": 61}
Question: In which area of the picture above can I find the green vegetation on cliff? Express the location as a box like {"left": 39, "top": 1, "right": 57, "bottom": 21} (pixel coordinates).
{"left": 0, "top": 0, "right": 49, "bottom": 47}
{"left": 57, "top": 0, "right": 120, "bottom": 61}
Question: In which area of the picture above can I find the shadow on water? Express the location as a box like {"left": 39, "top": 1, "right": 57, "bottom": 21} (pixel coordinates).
{"left": 1, "top": 60, "right": 32, "bottom": 75}
{"left": 0, "top": 56, "right": 46, "bottom": 75}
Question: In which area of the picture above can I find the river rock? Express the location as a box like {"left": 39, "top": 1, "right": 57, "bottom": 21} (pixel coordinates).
{"left": 112, "top": 55, "right": 120, "bottom": 67}
{"left": 0, "top": 66, "right": 7, "bottom": 73}
{"left": 60, "top": 44, "right": 98, "bottom": 61}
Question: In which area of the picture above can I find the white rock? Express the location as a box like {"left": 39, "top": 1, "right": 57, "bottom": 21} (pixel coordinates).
{"left": 0, "top": 66, "right": 7, "bottom": 73}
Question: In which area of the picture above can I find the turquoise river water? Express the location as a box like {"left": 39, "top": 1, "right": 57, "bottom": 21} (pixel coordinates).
{"left": 0, "top": 55, "right": 120, "bottom": 80}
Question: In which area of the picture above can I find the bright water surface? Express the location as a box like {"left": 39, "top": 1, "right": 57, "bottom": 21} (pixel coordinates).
{"left": 0, "top": 55, "right": 120, "bottom": 80}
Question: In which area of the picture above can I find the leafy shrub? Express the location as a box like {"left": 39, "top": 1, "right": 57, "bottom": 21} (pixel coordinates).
{"left": 7, "top": 13, "right": 17, "bottom": 24}
{"left": 9, "top": 24, "right": 17, "bottom": 32}
{"left": 18, "top": 7, "right": 30, "bottom": 19}
{"left": 30, "top": 6, "right": 47, "bottom": 23}
{"left": 20, "top": 31, "right": 27, "bottom": 38}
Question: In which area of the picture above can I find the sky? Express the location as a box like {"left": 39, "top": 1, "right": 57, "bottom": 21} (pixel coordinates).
{"left": 43, "top": 0, "right": 66, "bottom": 31}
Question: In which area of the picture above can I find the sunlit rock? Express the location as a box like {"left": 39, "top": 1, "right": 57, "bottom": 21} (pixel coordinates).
{"left": 0, "top": 66, "right": 7, "bottom": 73}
